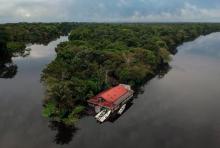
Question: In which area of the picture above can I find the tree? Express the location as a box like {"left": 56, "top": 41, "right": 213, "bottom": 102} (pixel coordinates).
{"left": 159, "top": 48, "right": 171, "bottom": 63}
{"left": 0, "top": 27, "right": 8, "bottom": 51}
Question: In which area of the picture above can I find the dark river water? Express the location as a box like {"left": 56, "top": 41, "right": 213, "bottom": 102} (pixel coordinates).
{"left": 0, "top": 33, "right": 220, "bottom": 148}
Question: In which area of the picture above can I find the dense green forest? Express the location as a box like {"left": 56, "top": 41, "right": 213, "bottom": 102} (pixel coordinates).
{"left": 41, "top": 23, "right": 220, "bottom": 125}
{"left": 0, "top": 22, "right": 76, "bottom": 56}
{"left": 0, "top": 22, "right": 76, "bottom": 78}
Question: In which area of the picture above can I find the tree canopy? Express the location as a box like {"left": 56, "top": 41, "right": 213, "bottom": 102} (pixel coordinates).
{"left": 41, "top": 23, "right": 220, "bottom": 125}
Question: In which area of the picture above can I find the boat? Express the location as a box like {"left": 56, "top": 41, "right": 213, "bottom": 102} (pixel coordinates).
{"left": 87, "top": 84, "right": 134, "bottom": 122}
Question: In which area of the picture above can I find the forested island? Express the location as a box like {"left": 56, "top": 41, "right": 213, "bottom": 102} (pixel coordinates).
{"left": 40, "top": 23, "right": 220, "bottom": 125}
{"left": 1, "top": 23, "right": 220, "bottom": 125}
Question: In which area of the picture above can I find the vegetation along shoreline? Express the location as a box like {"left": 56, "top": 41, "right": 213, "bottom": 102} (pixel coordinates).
{"left": 1, "top": 23, "right": 220, "bottom": 124}
{"left": 40, "top": 23, "right": 220, "bottom": 125}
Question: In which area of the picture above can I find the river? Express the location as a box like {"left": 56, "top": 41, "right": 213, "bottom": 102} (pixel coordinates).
{"left": 0, "top": 33, "right": 220, "bottom": 148}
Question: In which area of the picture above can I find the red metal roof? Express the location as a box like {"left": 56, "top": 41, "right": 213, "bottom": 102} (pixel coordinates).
{"left": 100, "top": 85, "right": 128, "bottom": 102}
{"left": 87, "top": 85, "right": 130, "bottom": 109}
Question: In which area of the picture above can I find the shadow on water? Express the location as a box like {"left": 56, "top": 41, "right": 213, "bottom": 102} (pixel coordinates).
{"left": 48, "top": 121, "right": 78, "bottom": 145}
{"left": 0, "top": 54, "right": 17, "bottom": 79}
{"left": 108, "top": 101, "right": 134, "bottom": 123}
{"left": 0, "top": 48, "right": 30, "bottom": 79}
{"left": 157, "top": 63, "right": 172, "bottom": 79}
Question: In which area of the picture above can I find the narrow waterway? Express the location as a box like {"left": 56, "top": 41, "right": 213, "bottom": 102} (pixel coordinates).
{"left": 0, "top": 33, "right": 220, "bottom": 148}
{"left": 0, "top": 36, "right": 69, "bottom": 148}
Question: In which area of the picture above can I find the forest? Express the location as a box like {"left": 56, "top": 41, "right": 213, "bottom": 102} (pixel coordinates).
{"left": 0, "top": 22, "right": 76, "bottom": 78}
{"left": 1, "top": 22, "right": 220, "bottom": 124}
{"left": 0, "top": 22, "right": 76, "bottom": 56}
{"left": 41, "top": 23, "right": 220, "bottom": 125}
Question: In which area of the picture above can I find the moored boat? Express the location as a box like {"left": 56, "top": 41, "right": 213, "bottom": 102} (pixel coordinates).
{"left": 87, "top": 84, "right": 134, "bottom": 122}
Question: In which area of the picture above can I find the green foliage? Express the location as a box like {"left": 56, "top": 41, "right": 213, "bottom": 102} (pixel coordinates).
{"left": 62, "top": 106, "right": 85, "bottom": 125}
{"left": 6, "top": 42, "right": 26, "bottom": 53}
{"left": 116, "top": 65, "right": 151, "bottom": 85}
{"left": 132, "top": 48, "right": 157, "bottom": 66}
{"left": 0, "top": 27, "right": 8, "bottom": 52}
{"left": 43, "top": 100, "right": 85, "bottom": 125}
{"left": 41, "top": 23, "right": 220, "bottom": 125}
{"left": 3, "top": 23, "right": 75, "bottom": 44}
{"left": 159, "top": 48, "right": 172, "bottom": 63}
{"left": 42, "top": 101, "right": 57, "bottom": 118}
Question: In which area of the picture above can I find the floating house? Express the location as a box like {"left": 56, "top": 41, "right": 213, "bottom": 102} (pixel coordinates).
{"left": 87, "top": 84, "right": 134, "bottom": 122}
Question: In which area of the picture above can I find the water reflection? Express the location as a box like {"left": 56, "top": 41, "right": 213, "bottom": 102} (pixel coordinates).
{"left": 0, "top": 47, "right": 31, "bottom": 79}
{"left": 49, "top": 121, "right": 78, "bottom": 145}
{"left": 12, "top": 48, "right": 31, "bottom": 58}
{"left": 179, "top": 32, "right": 220, "bottom": 58}
{"left": 157, "top": 63, "right": 172, "bottom": 79}
{"left": 0, "top": 36, "right": 69, "bottom": 148}
{"left": 0, "top": 57, "right": 17, "bottom": 79}
{"left": 108, "top": 101, "right": 134, "bottom": 123}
